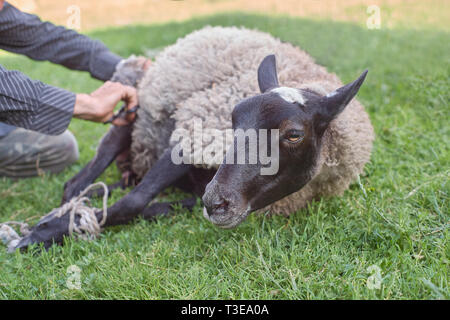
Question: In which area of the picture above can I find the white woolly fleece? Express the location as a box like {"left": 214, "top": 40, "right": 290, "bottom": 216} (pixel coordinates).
{"left": 123, "top": 26, "right": 374, "bottom": 215}
{"left": 271, "top": 87, "right": 306, "bottom": 105}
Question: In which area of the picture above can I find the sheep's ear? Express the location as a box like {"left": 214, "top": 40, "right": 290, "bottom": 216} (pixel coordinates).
{"left": 258, "top": 54, "right": 279, "bottom": 93}
{"left": 319, "top": 70, "right": 368, "bottom": 122}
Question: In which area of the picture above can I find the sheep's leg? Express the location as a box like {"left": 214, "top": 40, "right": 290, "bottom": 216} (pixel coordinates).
{"left": 62, "top": 56, "right": 148, "bottom": 204}
{"left": 141, "top": 197, "right": 197, "bottom": 221}
{"left": 101, "top": 148, "right": 191, "bottom": 227}
{"left": 83, "top": 179, "right": 131, "bottom": 199}
{"left": 62, "top": 55, "right": 148, "bottom": 202}
{"left": 15, "top": 148, "right": 192, "bottom": 250}
{"left": 61, "top": 124, "right": 133, "bottom": 204}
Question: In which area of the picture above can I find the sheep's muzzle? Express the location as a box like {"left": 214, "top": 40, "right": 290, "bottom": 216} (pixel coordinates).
{"left": 202, "top": 179, "right": 251, "bottom": 229}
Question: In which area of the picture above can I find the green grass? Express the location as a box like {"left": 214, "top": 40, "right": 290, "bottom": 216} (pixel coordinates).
{"left": 0, "top": 13, "right": 449, "bottom": 299}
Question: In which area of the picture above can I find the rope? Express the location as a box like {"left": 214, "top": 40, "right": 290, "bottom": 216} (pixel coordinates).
{"left": 0, "top": 222, "right": 29, "bottom": 253}
{"left": 0, "top": 182, "right": 109, "bottom": 252}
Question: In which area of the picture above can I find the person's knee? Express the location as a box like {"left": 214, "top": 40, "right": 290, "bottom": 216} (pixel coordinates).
{"left": 0, "top": 128, "right": 79, "bottom": 178}
{"left": 34, "top": 130, "right": 79, "bottom": 174}
{"left": 58, "top": 130, "right": 80, "bottom": 165}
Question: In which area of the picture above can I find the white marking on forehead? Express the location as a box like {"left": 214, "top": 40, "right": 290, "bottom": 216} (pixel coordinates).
{"left": 271, "top": 87, "right": 306, "bottom": 105}
{"left": 326, "top": 90, "right": 338, "bottom": 98}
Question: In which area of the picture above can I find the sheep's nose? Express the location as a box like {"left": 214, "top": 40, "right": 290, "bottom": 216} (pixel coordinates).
{"left": 210, "top": 198, "right": 229, "bottom": 216}
{"left": 204, "top": 196, "right": 229, "bottom": 216}
{"left": 203, "top": 179, "right": 235, "bottom": 217}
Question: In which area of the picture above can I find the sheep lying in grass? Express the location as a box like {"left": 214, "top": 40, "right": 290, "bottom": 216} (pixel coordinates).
{"left": 131, "top": 26, "right": 374, "bottom": 217}
{"left": 15, "top": 26, "right": 374, "bottom": 250}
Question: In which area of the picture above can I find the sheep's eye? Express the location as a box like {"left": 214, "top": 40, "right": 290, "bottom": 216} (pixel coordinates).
{"left": 285, "top": 131, "right": 304, "bottom": 143}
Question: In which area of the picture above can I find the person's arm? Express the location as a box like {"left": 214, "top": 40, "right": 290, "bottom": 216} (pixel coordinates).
{"left": 0, "top": 65, "right": 137, "bottom": 135}
{"left": 0, "top": 2, "right": 121, "bottom": 81}
{"left": 0, "top": 65, "right": 74, "bottom": 135}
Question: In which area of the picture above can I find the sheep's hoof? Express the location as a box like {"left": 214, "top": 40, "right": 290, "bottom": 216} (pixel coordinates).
{"left": 14, "top": 236, "right": 34, "bottom": 252}
{"left": 14, "top": 211, "right": 71, "bottom": 252}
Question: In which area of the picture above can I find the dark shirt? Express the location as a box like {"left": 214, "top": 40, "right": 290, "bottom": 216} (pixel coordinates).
{"left": 0, "top": 2, "right": 122, "bottom": 136}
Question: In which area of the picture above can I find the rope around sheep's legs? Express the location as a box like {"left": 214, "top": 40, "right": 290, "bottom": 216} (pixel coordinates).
{"left": 0, "top": 182, "right": 109, "bottom": 253}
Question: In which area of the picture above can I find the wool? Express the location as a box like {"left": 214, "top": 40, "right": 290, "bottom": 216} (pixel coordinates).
{"left": 116, "top": 26, "right": 374, "bottom": 215}
{"left": 271, "top": 87, "right": 306, "bottom": 104}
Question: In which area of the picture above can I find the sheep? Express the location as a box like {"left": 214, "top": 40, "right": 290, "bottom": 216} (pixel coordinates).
{"left": 130, "top": 26, "right": 374, "bottom": 216}
{"left": 13, "top": 26, "right": 374, "bottom": 249}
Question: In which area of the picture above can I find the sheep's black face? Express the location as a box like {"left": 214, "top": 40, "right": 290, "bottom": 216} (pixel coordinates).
{"left": 202, "top": 55, "right": 368, "bottom": 228}
{"left": 203, "top": 91, "right": 322, "bottom": 228}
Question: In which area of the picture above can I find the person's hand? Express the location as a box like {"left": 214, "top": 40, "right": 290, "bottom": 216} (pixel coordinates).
{"left": 73, "top": 81, "right": 138, "bottom": 126}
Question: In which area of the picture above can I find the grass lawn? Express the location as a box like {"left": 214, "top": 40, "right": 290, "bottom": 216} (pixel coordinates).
{"left": 0, "top": 13, "right": 448, "bottom": 299}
